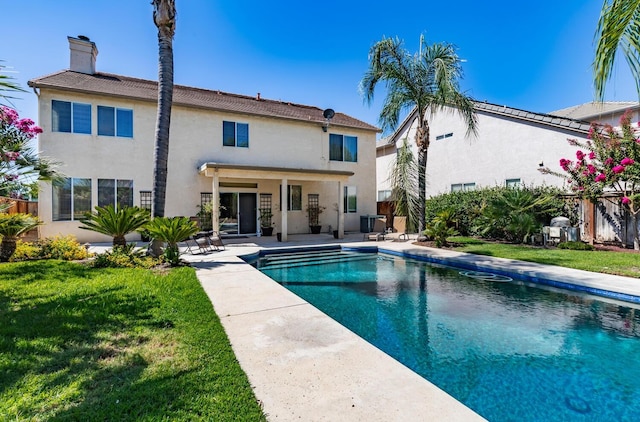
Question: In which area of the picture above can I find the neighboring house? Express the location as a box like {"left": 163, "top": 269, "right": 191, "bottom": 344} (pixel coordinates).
{"left": 377, "top": 102, "right": 594, "bottom": 199}
{"left": 29, "top": 36, "right": 379, "bottom": 243}
{"left": 550, "top": 101, "right": 640, "bottom": 126}
{"left": 376, "top": 100, "right": 640, "bottom": 246}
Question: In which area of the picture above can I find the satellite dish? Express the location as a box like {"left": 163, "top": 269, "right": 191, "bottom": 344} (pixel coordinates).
{"left": 323, "top": 108, "right": 335, "bottom": 120}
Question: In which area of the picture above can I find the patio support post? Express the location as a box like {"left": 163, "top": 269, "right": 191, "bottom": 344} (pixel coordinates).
{"left": 338, "top": 180, "right": 344, "bottom": 239}
{"left": 211, "top": 169, "right": 220, "bottom": 233}
{"left": 281, "top": 178, "right": 288, "bottom": 242}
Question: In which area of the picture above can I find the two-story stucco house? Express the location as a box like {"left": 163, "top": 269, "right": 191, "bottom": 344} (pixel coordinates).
{"left": 376, "top": 101, "right": 640, "bottom": 245}
{"left": 377, "top": 101, "right": 640, "bottom": 202}
{"left": 29, "top": 36, "right": 379, "bottom": 243}
{"left": 376, "top": 102, "right": 597, "bottom": 203}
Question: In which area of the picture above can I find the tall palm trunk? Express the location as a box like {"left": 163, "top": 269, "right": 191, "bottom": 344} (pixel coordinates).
{"left": 150, "top": 0, "right": 176, "bottom": 257}
{"left": 416, "top": 119, "right": 430, "bottom": 235}
{"left": 152, "top": 0, "right": 176, "bottom": 219}
{"left": 0, "top": 236, "right": 17, "bottom": 262}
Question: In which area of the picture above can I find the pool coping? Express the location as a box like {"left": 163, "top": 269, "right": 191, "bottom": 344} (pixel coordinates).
{"left": 190, "top": 241, "right": 640, "bottom": 421}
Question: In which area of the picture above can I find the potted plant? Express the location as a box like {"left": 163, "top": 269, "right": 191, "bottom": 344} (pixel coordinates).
{"left": 259, "top": 207, "right": 274, "bottom": 236}
{"left": 306, "top": 204, "right": 325, "bottom": 234}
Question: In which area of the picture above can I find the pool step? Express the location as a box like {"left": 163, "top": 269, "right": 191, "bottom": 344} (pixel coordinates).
{"left": 258, "top": 250, "right": 376, "bottom": 270}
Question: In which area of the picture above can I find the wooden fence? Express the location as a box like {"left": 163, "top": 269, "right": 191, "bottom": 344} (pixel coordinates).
{"left": 0, "top": 197, "right": 38, "bottom": 216}
{"left": 0, "top": 197, "right": 39, "bottom": 241}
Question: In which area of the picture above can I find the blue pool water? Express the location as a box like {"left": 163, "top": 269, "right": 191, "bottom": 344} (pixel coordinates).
{"left": 255, "top": 250, "right": 640, "bottom": 422}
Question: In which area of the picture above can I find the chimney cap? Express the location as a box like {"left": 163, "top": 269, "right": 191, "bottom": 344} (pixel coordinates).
{"left": 77, "top": 35, "right": 90, "bottom": 41}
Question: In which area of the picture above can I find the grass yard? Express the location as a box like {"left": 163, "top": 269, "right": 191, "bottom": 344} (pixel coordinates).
{"left": 0, "top": 260, "right": 266, "bottom": 421}
{"left": 450, "top": 237, "right": 640, "bottom": 278}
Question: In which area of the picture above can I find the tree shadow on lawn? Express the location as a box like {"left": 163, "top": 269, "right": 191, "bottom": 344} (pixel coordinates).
{"left": 0, "top": 263, "right": 191, "bottom": 420}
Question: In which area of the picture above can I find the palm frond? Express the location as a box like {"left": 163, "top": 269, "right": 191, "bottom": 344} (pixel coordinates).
{"left": 594, "top": 0, "right": 640, "bottom": 101}
{"left": 80, "top": 205, "right": 150, "bottom": 246}
{"left": 389, "top": 138, "right": 420, "bottom": 232}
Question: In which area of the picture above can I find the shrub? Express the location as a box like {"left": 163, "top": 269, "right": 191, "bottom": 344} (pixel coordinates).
{"left": 0, "top": 213, "right": 42, "bottom": 261}
{"left": 424, "top": 185, "right": 577, "bottom": 242}
{"left": 9, "top": 240, "right": 41, "bottom": 261}
{"left": 40, "top": 235, "right": 90, "bottom": 261}
{"left": 80, "top": 205, "right": 150, "bottom": 247}
{"left": 92, "top": 244, "right": 160, "bottom": 269}
{"left": 557, "top": 241, "right": 595, "bottom": 251}
{"left": 424, "top": 209, "right": 459, "bottom": 247}
{"left": 144, "top": 217, "right": 198, "bottom": 266}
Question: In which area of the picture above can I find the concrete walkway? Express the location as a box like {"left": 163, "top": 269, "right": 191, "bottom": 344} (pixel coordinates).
{"left": 90, "top": 234, "right": 640, "bottom": 421}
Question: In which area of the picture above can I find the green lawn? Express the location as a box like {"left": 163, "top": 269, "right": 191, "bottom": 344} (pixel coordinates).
{"left": 0, "top": 260, "right": 266, "bottom": 421}
{"left": 450, "top": 237, "right": 640, "bottom": 278}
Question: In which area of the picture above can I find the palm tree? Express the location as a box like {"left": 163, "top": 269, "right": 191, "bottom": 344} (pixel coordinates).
{"left": 594, "top": 0, "right": 640, "bottom": 101}
{"left": 79, "top": 205, "right": 150, "bottom": 247}
{"left": 143, "top": 216, "right": 198, "bottom": 266}
{"left": 0, "top": 213, "right": 41, "bottom": 261}
{"left": 360, "top": 36, "right": 478, "bottom": 232}
{"left": 151, "top": 0, "right": 176, "bottom": 219}
{"left": 388, "top": 138, "right": 420, "bottom": 233}
{"left": 0, "top": 62, "right": 25, "bottom": 107}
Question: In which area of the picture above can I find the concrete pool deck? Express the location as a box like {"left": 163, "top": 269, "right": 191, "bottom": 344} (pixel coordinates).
{"left": 90, "top": 234, "right": 640, "bottom": 421}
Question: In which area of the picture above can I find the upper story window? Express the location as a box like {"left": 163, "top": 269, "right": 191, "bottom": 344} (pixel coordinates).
{"left": 52, "top": 100, "right": 91, "bottom": 134}
{"left": 98, "top": 106, "right": 133, "bottom": 137}
{"left": 223, "top": 121, "right": 249, "bottom": 147}
{"left": 329, "top": 134, "right": 357, "bottom": 162}
{"left": 435, "top": 132, "right": 453, "bottom": 140}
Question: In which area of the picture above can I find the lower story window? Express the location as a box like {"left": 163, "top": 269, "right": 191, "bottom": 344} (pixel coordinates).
{"left": 506, "top": 178, "right": 522, "bottom": 188}
{"left": 280, "top": 185, "right": 302, "bottom": 211}
{"left": 140, "top": 190, "right": 152, "bottom": 211}
{"left": 52, "top": 177, "right": 92, "bottom": 221}
{"left": 344, "top": 186, "right": 357, "bottom": 213}
{"left": 451, "top": 183, "right": 476, "bottom": 192}
{"left": 98, "top": 179, "right": 133, "bottom": 209}
{"left": 377, "top": 190, "right": 392, "bottom": 202}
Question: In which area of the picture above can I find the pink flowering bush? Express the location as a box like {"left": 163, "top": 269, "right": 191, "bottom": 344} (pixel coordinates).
{"left": 540, "top": 110, "right": 640, "bottom": 249}
{"left": 0, "top": 106, "right": 56, "bottom": 199}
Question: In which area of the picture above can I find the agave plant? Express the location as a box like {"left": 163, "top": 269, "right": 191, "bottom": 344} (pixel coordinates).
{"left": 80, "top": 205, "right": 150, "bottom": 247}
{"left": 143, "top": 216, "right": 199, "bottom": 266}
{"left": 0, "top": 213, "right": 41, "bottom": 261}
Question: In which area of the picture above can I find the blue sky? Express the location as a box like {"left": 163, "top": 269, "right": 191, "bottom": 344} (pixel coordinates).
{"left": 2, "top": 0, "right": 637, "bottom": 135}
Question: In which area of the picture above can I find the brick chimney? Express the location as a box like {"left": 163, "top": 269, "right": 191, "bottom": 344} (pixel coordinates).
{"left": 68, "top": 35, "right": 98, "bottom": 74}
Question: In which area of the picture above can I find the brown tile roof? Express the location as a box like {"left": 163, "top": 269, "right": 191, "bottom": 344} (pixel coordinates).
{"left": 28, "top": 70, "right": 379, "bottom": 132}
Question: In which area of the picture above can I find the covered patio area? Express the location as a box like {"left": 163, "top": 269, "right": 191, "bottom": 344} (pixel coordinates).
{"left": 198, "top": 162, "right": 354, "bottom": 242}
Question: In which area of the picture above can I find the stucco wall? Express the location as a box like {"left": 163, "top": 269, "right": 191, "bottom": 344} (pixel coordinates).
{"left": 376, "top": 108, "right": 590, "bottom": 198}
{"left": 37, "top": 88, "right": 377, "bottom": 242}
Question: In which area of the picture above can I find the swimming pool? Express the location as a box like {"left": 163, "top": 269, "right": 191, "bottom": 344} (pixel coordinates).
{"left": 254, "top": 249, "right": 640, "bottom": 421}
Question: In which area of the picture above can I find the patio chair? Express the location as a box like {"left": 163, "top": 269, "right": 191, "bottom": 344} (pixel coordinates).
{"left": 363, "top": 218, "right": 388, "bottom": 241}
{"left": 183, "top": 232, "right": 215, "bottom": 254}
{"left": 204, "top": 230, "right": 226, "bottom": 251}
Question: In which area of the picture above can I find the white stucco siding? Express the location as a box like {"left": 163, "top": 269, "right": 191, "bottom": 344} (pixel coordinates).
{"left": 376, "top": 107, "right": 590, "bottom": 201}
{"left": 425, "top": 111, "right": 588, "bottom": 196}
{"left": 36, "top": 88, "right": 377, "bottom": 241}
{"left": 376, "top": 145, "right": 396, "bottom": 197}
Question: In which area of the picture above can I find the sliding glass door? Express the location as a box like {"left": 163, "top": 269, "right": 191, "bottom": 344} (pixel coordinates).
{"left": 219, "top": 192, "right": 257, "bottom": 235}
